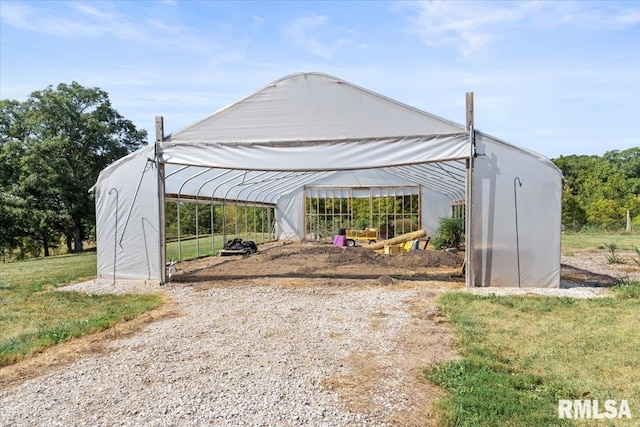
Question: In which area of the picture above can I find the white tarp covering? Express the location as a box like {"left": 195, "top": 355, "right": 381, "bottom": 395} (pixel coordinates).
{"left": 94, "top": 72, "right": 562, "bottom": 287}
{"left": 471, "top": 134, "right": 562, "bottom": 288}
{"left": 160, "top": 134, "right": 469, "bottom": 171}
{"left": 95, "top": 145, "right": 161, "bottom": 282}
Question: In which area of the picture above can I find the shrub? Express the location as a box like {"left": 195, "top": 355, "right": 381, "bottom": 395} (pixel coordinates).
{"left": 432, "top": 217, "right": 465, "bottom": 250}
{"left": 603, "top": 242, "right": 624, "bottom": 264}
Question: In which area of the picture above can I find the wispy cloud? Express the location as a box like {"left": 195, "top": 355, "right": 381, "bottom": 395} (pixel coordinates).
{"left": 0, "top": 1, "right": 242, "bottom": 56}
{"left": 397, "top": 1, "right": 640, "bottom": 57}
{"left": 284, "top": 13, "right": 334, "bottom": 58}
{"left": 396, "top": 1, "right": 523, "bottom": 56}
{"left": 543, "top": 2, "right": 640, "bottom": 29}
{"left": 0, "top": 2, "right": 144, "bottom": 40}
{"left": 252, "top": 15, "right": 265, "bottom": 31}
{"left": 283, "top": 13, "right": 363, "bottom": 58}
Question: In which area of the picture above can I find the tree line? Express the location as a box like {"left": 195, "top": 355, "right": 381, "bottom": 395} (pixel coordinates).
{"left": 552, "top": 148, "right": 640, "bottom": 231}
{"left": 1, "top": 82, "right": 637, "bottom": 261}
{"left": 0, "top": 83, "right": 146, "bottom": 261}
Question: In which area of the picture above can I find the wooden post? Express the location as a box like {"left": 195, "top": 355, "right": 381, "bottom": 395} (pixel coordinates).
{"left": 155, "top": 116, "right": 166, "bottom": 285}
{"left": 466, "top": 92, "right": 474, "bottom": 132}
{"left": 627, "top": 209, "right": 632, "bottom": 233}
{"left": 155, "top": 116, "right": 164, "bottom": 143}
{"left": 465, "top": 93, "right": 475, "bottom": 288}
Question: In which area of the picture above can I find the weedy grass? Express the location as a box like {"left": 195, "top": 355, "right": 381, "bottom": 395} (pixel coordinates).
{"left": 426, "top": 292, "right": 640, "bottom": 426}
{"left": 0, "top": 252, "right": 162, "bottom": 367}
{"left": 561, "top": 232, "right": 639, "bottom": 252}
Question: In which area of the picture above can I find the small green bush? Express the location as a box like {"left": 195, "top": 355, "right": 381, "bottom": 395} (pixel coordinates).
{"left": 612, "top": 280, "right": 640, "bottom": 299}
{"left": 432, "top": 217, "right": 465, "bottom": 250}
{"left": 603, "top": 242, "right": 624, "bottom": 264}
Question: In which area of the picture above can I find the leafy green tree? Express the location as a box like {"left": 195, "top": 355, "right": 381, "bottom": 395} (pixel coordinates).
{"left": 0, "top": 100, "right": 28, "bottom": 259}
{"left": 0, "top": 82, "right": 147, "bottom": 256}
{"left": 553, "top": 148, "right": 640, "bottom": 231}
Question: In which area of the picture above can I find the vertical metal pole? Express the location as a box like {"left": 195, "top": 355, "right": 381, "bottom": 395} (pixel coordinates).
{"left": 234, "top": 203, "right": 238, "bottom": 238}
{"left": 244, "top": 205, "right": 249, "bottom": 241}
{"left": 177, "top": 201, "right": 181, "bottom": 261}
{"left": 465, "top": 93, "right": 475, "bottom": 288}
{"left": 196, "top": 201, "right": 200, "bottom": 258}
{"left": 514, "top": 177, "right": 522, "bottom": 288}
{"left": 210, "top": 203, "right": 216, "bottom": 255}
{"left": 155, "top": 116, "right": 166, "bottom": 285}
{"left": 222, "top": 204, "right": 227, "bottom": 242}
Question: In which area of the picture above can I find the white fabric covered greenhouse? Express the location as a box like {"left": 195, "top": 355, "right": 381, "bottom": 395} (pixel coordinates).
{"left": 93, "top": 72, "right": 562, "bottom": 288}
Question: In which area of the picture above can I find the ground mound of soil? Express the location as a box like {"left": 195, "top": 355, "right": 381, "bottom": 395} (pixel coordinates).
{"left": 261, "top": 243, "right": 347, "bottom": 261}
{"left": 384, "top": 250, "right": 463, "bottom": 269}
{"left": 178, "top": 242, "right": 465, "bottom": 282}
{"left": 326, "top": 246, "right": 384, "bottom": 265}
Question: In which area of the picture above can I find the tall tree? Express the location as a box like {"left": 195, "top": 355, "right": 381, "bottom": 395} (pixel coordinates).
{"left": 554, "top": 148, "right": 640, "bottom": 231}
{"left": 0, "top": 100, "right": 28, "bottom": 259}
{"left": 1, "top": 82, "right": 147, "bottom": 255}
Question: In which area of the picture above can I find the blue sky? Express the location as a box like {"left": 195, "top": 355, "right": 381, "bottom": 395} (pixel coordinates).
{"left": 1, "top": 0, "right": 638, "bottom": 159}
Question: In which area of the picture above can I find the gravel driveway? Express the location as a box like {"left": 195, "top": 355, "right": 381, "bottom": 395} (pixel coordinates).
{"left": 0, "top": 279, "right": 454, "bottom": 426}
{"left": 2, "top": 246, "right": 630, "bottom": 426}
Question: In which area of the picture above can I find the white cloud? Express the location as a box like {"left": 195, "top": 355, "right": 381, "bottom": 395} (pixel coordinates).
{"left": 0, "top": 2, "right": 240, "bottom": 56}
{"left": 282, "top": 13, "right": 364, "bottom": 58}
{"left": 0, "top": 2, "right": 144, "bottom": 40}
{"left": 398, "top": 1, "right": 523, "bottom": 56}
{"left": 284, "top": 13, "right": 334, "bottom": 58}
{"left": 252, "top": 15, "right": 265, "bottom": 30}
{"left": 543, "top": 2, "right": 640, "bottom": 29}
{"left": 398, "top": 1, "right": 640, "bottom": 57}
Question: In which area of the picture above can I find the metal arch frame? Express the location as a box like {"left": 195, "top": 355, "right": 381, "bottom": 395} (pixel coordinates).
{"left": 193, "top": 170, "right": 236, "bottom": 258}
{"left": 264, "top": 172, "right": 336, "bottom": 204}
{"left": 173, "top": 166, "right": 217, "bottom": 260}
{"left": 386, "top": 166, "right": 465, "bottom": 201}
{"left": 208, "top": 171, "right": 252, "bottom": 242}
{"left": 220, "top": 172, "right": 273, "bottom": 241}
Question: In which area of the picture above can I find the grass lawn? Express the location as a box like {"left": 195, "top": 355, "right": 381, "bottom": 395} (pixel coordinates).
{"left": 426, "top": 231, "right": 640, "bottom": 426}
{"left": 0, "top": 252, "right": 163, "bottom": 367}
{"left": 426, "top": 291, "right": 640, "bottom": 426}
{"left": 562, "top": 232, "right": 639, "bottom": 253}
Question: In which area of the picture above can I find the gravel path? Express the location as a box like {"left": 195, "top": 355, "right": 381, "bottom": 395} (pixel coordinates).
{"left": 0, "top": 280, "right": 442, "bottom": 426}
{"left": 2, "top": 248, "right": 633, "bottom": 426}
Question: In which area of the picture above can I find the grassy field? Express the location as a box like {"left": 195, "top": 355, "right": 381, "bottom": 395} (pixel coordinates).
{"left": 0, "top": 252, "right": 163, "bottom": 367}
{"left": 561, "top": 232, "right": 639, "bottom": 253}
{"left": 426, "top": 232, "right": 640, "bottom": 426}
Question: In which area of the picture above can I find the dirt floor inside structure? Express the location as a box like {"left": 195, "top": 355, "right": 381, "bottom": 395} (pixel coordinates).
{"left": 175, "top": 241, "right": 467, "bottom": 285}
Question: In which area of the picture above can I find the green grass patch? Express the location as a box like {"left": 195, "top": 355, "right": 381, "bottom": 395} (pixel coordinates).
{"left": 611, "top": 280, "right": 640, "bottom": 299}
{"left": 166, "top": 232, "right": 273, "bottom": 261}
{"left": 562, "top": 232, "right": 639, "bottom": 252}
{"left": 426, "top": 292, "right": 640, "bottom": 426}
{"left": 0, "top": 252, "right": 163, "bottom": 367}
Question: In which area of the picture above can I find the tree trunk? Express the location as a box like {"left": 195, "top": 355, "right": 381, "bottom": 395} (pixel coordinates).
{"left": 74, "top": 226, "right": 83, "bottom": 253}
{"left": 43, "top": 237, "right": 50, "bottom": 257}
{"left": 66, "top": 234, "right": 73, "bottom": 253}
